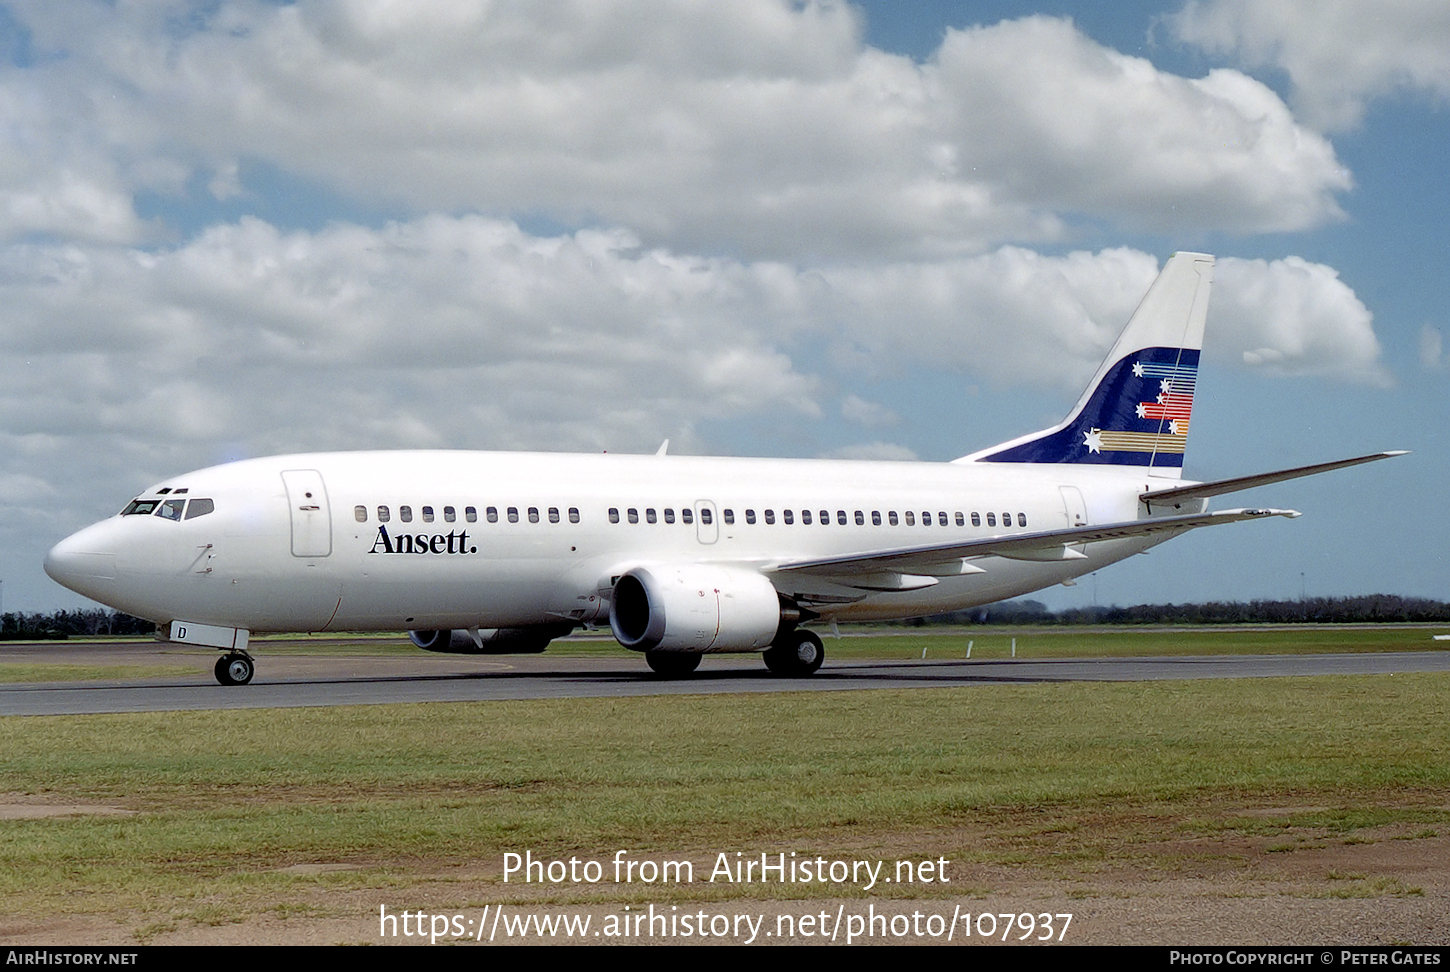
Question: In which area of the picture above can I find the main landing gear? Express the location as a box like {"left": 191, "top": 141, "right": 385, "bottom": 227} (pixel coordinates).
{"left": 214, "top": 651, "right": 255, "bottom": 686}
{"left": 763, "top": 628, "right": 825, "bottom": 677}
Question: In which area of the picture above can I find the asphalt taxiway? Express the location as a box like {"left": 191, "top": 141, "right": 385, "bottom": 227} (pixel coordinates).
{"left": 4, "top": 639, "right": 1450, "bottom": 716}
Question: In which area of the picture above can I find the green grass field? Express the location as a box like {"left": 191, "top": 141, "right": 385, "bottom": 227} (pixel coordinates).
{"left": 2, "top": 629, "right": 1448, "bottom": 932}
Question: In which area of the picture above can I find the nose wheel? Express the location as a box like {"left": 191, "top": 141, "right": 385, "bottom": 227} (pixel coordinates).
{"left": 214, "top": 652, "right": 255, "bottom": 686}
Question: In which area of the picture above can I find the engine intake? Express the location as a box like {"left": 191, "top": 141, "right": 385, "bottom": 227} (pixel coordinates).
{"left": 609, "top": 565, "right": 783, "bottom": 653}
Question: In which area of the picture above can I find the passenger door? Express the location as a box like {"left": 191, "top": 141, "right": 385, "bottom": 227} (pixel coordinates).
{"left": 281, "top": 469, "right": 332, "bottom": 557}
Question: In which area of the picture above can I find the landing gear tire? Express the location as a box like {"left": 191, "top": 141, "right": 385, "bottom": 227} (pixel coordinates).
{"left": 763, "top": 629, "right": 825, "bottom": 677}
{"left": 645, "top": 651, "right": 702, "bottom": 677}
{"left": 214, "top": 653, "right": 254, "bottom": 686}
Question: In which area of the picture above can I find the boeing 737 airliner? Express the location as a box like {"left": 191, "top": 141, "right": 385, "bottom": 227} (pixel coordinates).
{"left": 44, "top": 252, "right": 1402, "bottom": 684}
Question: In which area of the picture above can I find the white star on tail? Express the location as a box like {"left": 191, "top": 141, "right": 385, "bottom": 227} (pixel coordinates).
{"left": 1083, "top": 428, "right": 1104, "bottom": 453}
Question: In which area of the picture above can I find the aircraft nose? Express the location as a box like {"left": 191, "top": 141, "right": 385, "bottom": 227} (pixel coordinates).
{"left": 44, "top": 525, "right": 119, "bottom": 602}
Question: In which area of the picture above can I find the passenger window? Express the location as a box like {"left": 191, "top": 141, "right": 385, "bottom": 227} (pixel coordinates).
{"left": 507, "top": 507, "right": 519, "bottom": 523}
{"left": 485, "top": 506, "right": 497, "bottom": 523}
{"left": 549, "top": 507, "right": 560, "bottom": 523}
{"left": 465, "top": 506, "right": 477, "bottom": 523}
{"left": 400, "top": 506, "right": 413, "bottom": 523}
{"left": 444, "top": 506, "right": 456, "bottom": 523}
{"left": 938, "top": 511, "right": 947, "bottom": 526}
{"left": 854, "top": 511, "right": 864, "bottom": 526}
{"left": 819, "top": 510, "right": 829, "bottom": 526}
{"left": 889, "top": 511, "right": 898, "bottom": 526}
{"left": 921, "top": 511, "right": 931, "bottom": 525}
{"left": 628, "top": 508, "right": 639, "bottom": 524}
{"left": 354, "top": 505, "right": 368, "bottom": 523}
{"left": 645, "top": 508, "right": 656, "bottom": 524}
{"left": 801, "top": 510, "right": 812, "bottom": 525}
{"left": 987, "top": 513, "right": 996, "bottom": 527}
{"left": 701, "top": 508, "right": 713, "bottom": 525}
{"left": 156, "top": 498, "right": 185, "bottom": 521}
{"left": 723, "top": 509, "right": 734, "bottom": 525}
{"left": 1018, "top": 513, "right": 1027, "bottom": 527}
{"left": 837, "top": 511, "right": 847, "bottom": 525}
{"left": 568, "top": 508, "right": 580, "bottom": 524}
{"left": 528, "top": 507, "right": 539, "bottom": 523}
{"left": 378, "top": 505, "right": 390, "bottom": 522}
{"left": 872, "top": 511, "right": 881, "bottom": 526}
{"left": 745, "top": 509, "right": 756, "bottom": 525}
{"left": 682, "top": 508, "right": 693, "bottom": 524}
{"left": 955, "top": 512, "right": 964, "bottom": 526}
{"left": 664, "top": 508, "right": 675, "bottom": 524}
{"left": 422, "top": 506, "right": 435, "bottom": 523}
{"left": 609, "top": 508, "right": 620, "bottom": 524}
{"left": 783, "top": 510, "right": 793, "bottom": 525}
{"left": 185, "top": 498, "right": 215, "bottom": 520}
{"left": 972, "top": 512, "right": 981, "bottom": 526}
{"left": 905, "top": 511, "right": 914, "bottom": 526}
{"left": 764, "top": 510, "right": 775, "bottom": 525}
{"left": 1002, "top": 512, "right": 1011, "bottom": 527}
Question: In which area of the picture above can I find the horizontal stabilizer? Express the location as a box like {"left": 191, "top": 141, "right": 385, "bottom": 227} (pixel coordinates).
{"left": 770, "top": 507, "right": 1298, "bottom": 578}
{"left": 1141, "top": 451, "right": 1407, "bottom": 505}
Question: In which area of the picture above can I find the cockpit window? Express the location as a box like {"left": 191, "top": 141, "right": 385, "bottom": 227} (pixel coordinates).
{"left": 156, "top": 498, "right": 186, "bottom": 521}
{"left": 121, "top": 499, "right": 159, "bottom": 516}
{"left": 184, "top": 498, "right": 215, "bottom": 520}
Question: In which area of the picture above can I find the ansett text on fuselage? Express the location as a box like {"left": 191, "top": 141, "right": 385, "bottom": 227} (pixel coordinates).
{"left": 369, "top": 525, "right": 476, "bottom": 555}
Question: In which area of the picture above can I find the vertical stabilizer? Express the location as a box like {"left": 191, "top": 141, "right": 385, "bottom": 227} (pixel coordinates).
{"left": 961, "top": 252, "right": 1213, "bottom": 477}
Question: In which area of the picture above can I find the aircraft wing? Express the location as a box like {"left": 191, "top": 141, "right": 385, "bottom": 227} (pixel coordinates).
{"left": 1140, "top": 451, "right": 1406, "bottom": 506}
{"left": 768, "top": 507, "right": 1299, "bottom": 582}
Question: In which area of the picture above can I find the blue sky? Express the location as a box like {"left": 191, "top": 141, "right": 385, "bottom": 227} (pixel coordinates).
{"left": 1, "top": 0, "right": 1445, "bottom": 613}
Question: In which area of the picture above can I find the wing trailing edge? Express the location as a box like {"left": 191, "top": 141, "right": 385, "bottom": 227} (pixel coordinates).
{"left": 768, "top": 507, "right": 1299, "bottom": 579}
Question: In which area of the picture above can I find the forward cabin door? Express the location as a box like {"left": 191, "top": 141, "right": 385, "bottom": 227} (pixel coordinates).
{"left": 281, "top": 469, "right": 332, "bottom": 557}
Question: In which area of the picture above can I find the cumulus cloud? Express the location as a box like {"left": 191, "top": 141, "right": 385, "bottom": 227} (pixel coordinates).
{"left": 0, "top": 216, "right": 823, "bottom": 461}
{"left": 840, "top": 394, "right": 898, "bottom": 427}
{"left": 792, "top": 248, "right": 1389, "bottom": 390}
{"left": 1212, "top": 256, "right": 1389, "bottom": 385}
{"left": 1171, "top": 0, "right": 1450, "bottom": 130}
{"left": 0, "top": 2, "right": 1350, "bottom": 254}
{"left": 930, "top": 17, "right": 1349, "bottom": 233}
{"left": 0, "top": 226, "right": 1386, "bottom": 494}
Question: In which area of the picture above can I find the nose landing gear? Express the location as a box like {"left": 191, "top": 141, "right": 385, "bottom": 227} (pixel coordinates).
{"left": 214, "top": 651, "right": 255, "bottom": 686}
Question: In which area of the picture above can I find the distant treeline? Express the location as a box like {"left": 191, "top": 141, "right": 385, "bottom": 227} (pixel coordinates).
{"left": 5, "top": 594, "right": 1449, "bottom": 641}
{"left": 1, "top": 610, "right": 156, "bottom": 640}
{"left": 925, "top": 594, "right": 1450, "bottom": 626}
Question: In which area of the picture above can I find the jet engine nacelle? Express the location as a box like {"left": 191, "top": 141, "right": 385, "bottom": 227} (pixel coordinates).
{"left": 609, "top": 565, "right": 783, "bottom": 653}
{"left": 408, "top": 625, "right": 573, "bottom": 654}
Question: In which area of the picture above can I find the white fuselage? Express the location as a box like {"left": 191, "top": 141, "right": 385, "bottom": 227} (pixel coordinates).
{"left": 45, "top": 449, "right": 1174, "bottom": 640}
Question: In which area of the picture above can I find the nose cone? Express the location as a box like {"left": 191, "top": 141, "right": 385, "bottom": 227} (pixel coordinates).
{"left": 44, "top": 524, "right": 119, "bottom": 604}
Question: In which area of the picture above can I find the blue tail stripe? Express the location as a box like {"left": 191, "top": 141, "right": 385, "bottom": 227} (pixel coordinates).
{"left": 979, "top": 347, "right": 1199, "bottom": 467}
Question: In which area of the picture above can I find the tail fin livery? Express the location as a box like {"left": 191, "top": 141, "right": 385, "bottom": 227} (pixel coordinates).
{"left": 961, "top": 251, "right": 1213, "bottom": 477}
